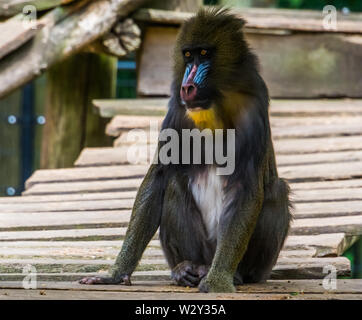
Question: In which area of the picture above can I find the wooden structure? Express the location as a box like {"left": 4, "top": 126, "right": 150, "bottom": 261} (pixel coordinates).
{"left": 134, "top": 8, "right": 362, "bottom": 98}
{"left": 0, "top": 98, "right": 361, "bottom": 299}
{"left": 0, "top": 3, "right": 362, "bottom": 299}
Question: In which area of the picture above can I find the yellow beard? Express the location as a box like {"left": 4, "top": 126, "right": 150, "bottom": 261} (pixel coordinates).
{"left": 186, "top": 108, "right": 223, "bottom": 130}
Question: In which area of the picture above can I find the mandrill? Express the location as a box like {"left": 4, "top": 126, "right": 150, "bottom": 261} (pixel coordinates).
{"left": 80, "top": 8, "right": 292, "bottom": 293}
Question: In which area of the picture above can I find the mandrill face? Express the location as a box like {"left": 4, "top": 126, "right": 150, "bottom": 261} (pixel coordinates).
{"left": 180, "top": 46, "right": 214, "bottom": 111}
{"left": 174, "top": 9, "right": 254, "bottom": 130}
{"left": 179, "top": 45, "right": 222, "bottom": 130}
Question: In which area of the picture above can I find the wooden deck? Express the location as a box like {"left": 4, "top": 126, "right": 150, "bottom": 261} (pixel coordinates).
{"left": 0, "top": 98, "right": 361, "bottom": 299}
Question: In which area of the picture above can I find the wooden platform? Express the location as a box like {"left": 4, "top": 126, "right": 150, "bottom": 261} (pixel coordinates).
{"left": 0, "top": 98, "right": 361, "bottom": 299}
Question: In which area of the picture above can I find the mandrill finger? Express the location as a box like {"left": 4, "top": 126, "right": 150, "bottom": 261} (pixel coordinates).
{"left": 184, "top": 273, "right": 200, "bottom": 286}
{"left": 78, "top": 276, "right": 123, "bottom": 285}
{"left": 178, "top": 276, "right": 197, "bottom": 288}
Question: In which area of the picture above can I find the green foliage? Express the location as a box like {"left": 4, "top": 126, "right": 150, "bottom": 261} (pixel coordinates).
{"left": 277, "top": 0, "right": 362, "bottom": 11}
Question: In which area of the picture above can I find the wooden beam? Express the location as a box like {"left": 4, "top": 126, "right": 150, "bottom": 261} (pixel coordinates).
{"left": 0, "top": 0, "right": 151, "bottom": 99}
{"left": 133, "top": 8, "right": 362, "bottom": 34}
{"left": 0, "top": 1, "right": 77, "bottom": 17}
{"left": 136, "top": 25, "right": 362, "bottom": 97}
{"left": 0, "top": 279, "right": 361, "bottom": 300}
{"left": 40, "top": 52, "right": 115, "bottom": 169}
{"left": 0, "top": 14, "right": 44, "bottom": 59}
{"left": 92, "top": 98, "right": 362, "bottom": 118}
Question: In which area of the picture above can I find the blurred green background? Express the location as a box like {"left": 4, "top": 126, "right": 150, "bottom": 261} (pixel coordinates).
{"left": 217, "top": 0, "right": 362, "bottom": 11}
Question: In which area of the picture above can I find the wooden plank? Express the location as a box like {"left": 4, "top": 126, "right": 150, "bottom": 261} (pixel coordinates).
{"left": 273, "top": 123, "right": 362, "bottom": 139}
{"left": 23, "top": 180, "right": 362, "bottom": 197}
{"left": 0, "top": 258, "right": 168, "bottom": 274}
{"left": 93, "top": 98, "right": 362, "bottom": 118}
{"left": 0, "top": 227, "right": 129, "bottom": 241}
{"left": 277, "top": 151, "right": 362, "bottom": 167}
{"left": 0, "top": 229, "right": 348, "bottom": 258}
{"left": 1, "top": 195, "right": 361, "bottom": 220}
{"left": 0, "top": 240, "right": 162, "bottom": 259}
{"left": 22, "top": 181, "right": 362, "bottom": 201}
{"left": 0, "top": 271, "right": 171, "bottom": 282}
{"left": 1, "top": 279, "right": 362, "bottom": 299}
{"left": 270, "top": 99, "right": 362, "bottom": 115}
{"left": 75, "top": 147, "right": 131, "bottom": 167}
{"left": 75, "top": 146, "right": 151, "bottom": 167}
{"left": 284, "top": 233, "right": 351, "bottom": 257}
{"left": 24, "top": 161, "right": 362, "bottom": 195}
{"left": 75, "top": 147, "right": 362, "bottom": 168}
{"left": 12, "top": 187, "right": 360, "bottom": 206}
{"left": 137, "top": 24, "right": 362, "bottom": 97}
{"left": 0, "top": 191, "right": 137, "bottom": 203}
{"left": 0, "top": 202, "right": 361, "bottom": 235}
{"left": 26, "top": 160, "right": 362, "bottom": 187}
{"left": 23, "top": 179, "right": 142, "bottom": 195}
{"left": 271, "top": 257, "right": 350, "bottom": 279}
{"left": 134, "top": 8, "right": 362, "bottom": 34}
{"left": 104, "top": 115, "right": 362, "bottom": 140}
{"left": 0, "top": 235, "right": 351, "bottom": 272}
{"left": 0, "top": 1, "right": 77, "bottom": 17}
{"left": 275, "top": 136, "right": 362, "bottom": 154}
{"left": 291, "top": 180, "right": 362, "bottom": 190}
{"left": 0, "top": 250, "right": 318, "bottom": 274}
{"left": 7, "top": 238, "right": 327, "bottom": 261}
{"left": 294, "top": 201, "right": 362, "bottom": 219}
{"left": 1, "top": 288, "right": 361, "bottom": 300}
{"left": 2, "top": 279, "right": 362, "bottom": 294}
{"left": 0, "top": 199, "right": 135, "bottom": 213}
{"left": 105, "top": 115, "right": 163, "bottom": 137}
{"left": 93, "top": 98, "right": 168, "bottom": 117}
{"left": 292, "top": 216, "right": 362, "bottom": 236}
{"left": 292, "top": 188, "right": 362, "bottom": 202}
{"left": 0, "top": 256, "right": 350, "bottom": 281}
{"left": 25, "top": 165, "right": 148, "bottom": 189}
{"left": 0, "top": 210, "right": 132, "bottom": 230}
{"left": 279, "top": 161, "right": 362, "bottom": 182}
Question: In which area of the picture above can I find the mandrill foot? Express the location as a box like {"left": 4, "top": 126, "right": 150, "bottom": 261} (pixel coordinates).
{"left": 171, "top": 261, "right": 209, "bottom": 287}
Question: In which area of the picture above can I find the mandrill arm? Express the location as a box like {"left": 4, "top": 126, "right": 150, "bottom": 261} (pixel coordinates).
{"left": 79, "top": 164, "right": 164, "bottom": 285}
{"left": 199, "top": 183, "right": 264, "bottom": 293}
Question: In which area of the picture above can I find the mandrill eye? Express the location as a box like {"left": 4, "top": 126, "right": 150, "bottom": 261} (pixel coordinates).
{"left": 184, "top": 51, "right": 191, "bottom": 58}
{"left": 200, "top": 49, "right": 207, "bottom": 56}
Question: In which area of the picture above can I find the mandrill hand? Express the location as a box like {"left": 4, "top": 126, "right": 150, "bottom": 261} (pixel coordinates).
{"left": 79, "top": 273, "right": 131, "bottom": 285}
{"left": 198, "top": 271, "right": 235, "bottom": 293}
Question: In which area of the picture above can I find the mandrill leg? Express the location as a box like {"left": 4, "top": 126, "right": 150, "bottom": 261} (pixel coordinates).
{"left": 237, "top": 179, "right": 292, "bottom": 283}
{"left": 160, "top": 175, "right": 215, "bottom": 287}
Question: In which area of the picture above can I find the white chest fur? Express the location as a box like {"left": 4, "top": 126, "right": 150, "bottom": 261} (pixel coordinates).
{"left": 190, "top": 167, "right": 226, "bottom": 241}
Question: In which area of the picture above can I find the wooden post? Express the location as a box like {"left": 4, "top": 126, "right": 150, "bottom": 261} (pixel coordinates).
{"left": 40, "top": 53, "right": 116, "bottom": 169}
{"left": 0, "top": 91, "right": 22, "bottom": 196}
